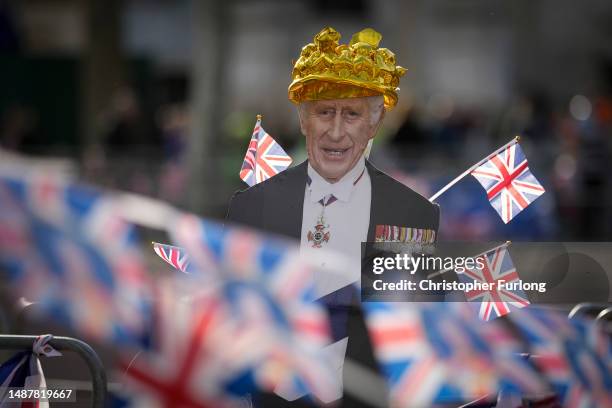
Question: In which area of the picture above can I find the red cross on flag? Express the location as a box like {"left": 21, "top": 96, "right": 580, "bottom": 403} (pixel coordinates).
{"left": 240, "top": 116, "right": 292, "bottom": 187}
{"left": 470, "top": 140, "right": 545, "bottom": 223}
{"left": 458, "top": 243, "right": 530, "bottom": 321}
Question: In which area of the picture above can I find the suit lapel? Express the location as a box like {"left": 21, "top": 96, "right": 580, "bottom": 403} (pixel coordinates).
{"left": 262, "top": 161, "right": 307, "bottom": 240}
{"left": 266, "top": 160, "right": 379, "bottom": 242}
{"left": 366, "top": 160, "right": 383, "bottom": 242}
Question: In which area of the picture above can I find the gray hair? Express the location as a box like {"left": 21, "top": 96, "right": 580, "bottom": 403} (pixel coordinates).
{"left": 367, "top": 95, "right": 384, "bottom": 125}
{"left": 297, "top": 95, "right": 385, "bottom": 126}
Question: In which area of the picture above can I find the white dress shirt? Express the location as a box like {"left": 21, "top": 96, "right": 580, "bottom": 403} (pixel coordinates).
{"left": 288, "top": 158, "right": 371, "bottom": 402}
{"left": 300, "top": 157, "right": 371, "bottom": 294}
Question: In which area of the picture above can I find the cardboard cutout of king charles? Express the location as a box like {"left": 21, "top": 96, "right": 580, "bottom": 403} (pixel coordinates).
{"left": 226, "top": 27, "right": 439, "bottom": 407}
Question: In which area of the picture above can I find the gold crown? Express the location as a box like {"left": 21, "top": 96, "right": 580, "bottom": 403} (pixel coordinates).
{"left": 288, "top": 27, "right": 406, "bottom": 110}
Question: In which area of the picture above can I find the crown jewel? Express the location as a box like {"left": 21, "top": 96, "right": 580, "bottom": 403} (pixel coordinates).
{"left": 288, "top": 27, "right": 406, "bottom": 110}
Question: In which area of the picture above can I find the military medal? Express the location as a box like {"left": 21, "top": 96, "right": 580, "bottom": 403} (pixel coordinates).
{"left": 307, "top": 213, "right": 330, "bottom": 248}
{"left": 307, "top": 193, "right": 336, "bottom": 248}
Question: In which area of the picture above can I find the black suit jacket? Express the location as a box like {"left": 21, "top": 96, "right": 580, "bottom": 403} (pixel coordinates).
{"left": 225, "top": 160, "right": 440, "bottom": 407}
{"left": 227, "top": 160, "right": 439, "bottom": 240}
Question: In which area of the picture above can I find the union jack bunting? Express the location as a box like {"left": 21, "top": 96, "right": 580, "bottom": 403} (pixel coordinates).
{"left": 363, "top": 302, "right": 548, "bottom": 407}
{"left": 239, "top": 116, "right": 292, "bottom": 187}
{"left": 123, "top": 277, "right": 337, "bottom": 405}
{"left": 510, "top": 308, "right": 612, "bottom": 408}
{"left": 168, "top": 215, "right": 337, "bottom": 402}
{"left": 120, "top": 281, "right": 248, "bottom": 408}
{"left": 458, "top": 243, "right": 530, "bottom": 321}
{"left": 0, "top": 173, "right": 152, "bottom": 347}
{"left": 152, "top": 241, "right": 190, "bottom": 273}
{"left": 172, "top": 216, "right": 322, "bottom": 309}
{"left": 471, "top": 141, "right": 545, "bottom": 223}
{"left": 0, "top": 335, "right": 62, "bottom": 408}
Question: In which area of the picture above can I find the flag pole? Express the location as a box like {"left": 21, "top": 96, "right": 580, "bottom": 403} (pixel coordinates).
{"left": 426, "top": 241, "right": 511, "bottom": 279}
{"left": 428, "top": 136, "right": 520, "bottom": 202}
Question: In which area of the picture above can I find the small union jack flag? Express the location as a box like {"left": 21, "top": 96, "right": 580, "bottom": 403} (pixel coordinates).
{"left": 510, "top": 308, "right": 612, "bottom": 408}
{"left": 152, "top": 241, "right": 190, "bottom": 273}
{"left": 459, "top": 244, "right": 530, "bottom": 321}
{"left": 471, "top": 140, "right": 545, "bottom": 223}
{"left": 239, "top": 116, "right": 292, "bottom": 187}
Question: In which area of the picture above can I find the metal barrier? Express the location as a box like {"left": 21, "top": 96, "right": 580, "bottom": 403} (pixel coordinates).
{"left": 567, "top": 302, "right": 610, "bottom": 319}
{"left": 0, "top": 335, "right": 106, "bottom": 408}
{"left": 596, "top": 307, "right": 612, "bottom": 321}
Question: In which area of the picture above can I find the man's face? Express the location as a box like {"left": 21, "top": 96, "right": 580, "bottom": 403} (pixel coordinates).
{"left": 299, "top": 97, "right": 383, "bottom": 183}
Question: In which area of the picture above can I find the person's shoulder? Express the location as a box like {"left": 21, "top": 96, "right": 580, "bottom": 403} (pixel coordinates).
{"left": 366, "top": 160, "right": 440, "bottom": 229}
{"left": 367, "top": 161, "right": 437, "bottom": 210}
{"left": 231, "top": 160, "right": 308, "bottom": 201}
{"left": 226, "top": 161, "right": 307, "bottom": 226}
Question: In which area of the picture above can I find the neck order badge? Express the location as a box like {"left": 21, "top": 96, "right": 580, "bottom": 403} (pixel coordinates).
{"left": 307, "top": 194, "right": 335, "bottom": 248}
{"left": 306, "top": 168, "right": 365, "bottom": 248}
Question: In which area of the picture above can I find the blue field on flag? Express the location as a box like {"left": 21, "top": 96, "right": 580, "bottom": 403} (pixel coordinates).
{"left": 240, "top": 116, "right": 292, "bottom": 187}
{"left": 471, "top": 141, "right": 545, "bottom": 224}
